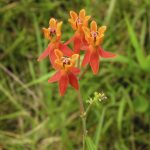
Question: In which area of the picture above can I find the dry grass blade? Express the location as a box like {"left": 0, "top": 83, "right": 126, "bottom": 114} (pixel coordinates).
{"left": 0, "top": 63, "right": 38, "bottom": 100}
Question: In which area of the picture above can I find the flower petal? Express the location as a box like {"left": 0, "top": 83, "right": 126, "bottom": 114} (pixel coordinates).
{"left": 48, "top": 71, "right": 61, "bottom": 83}
{"left": 79, "top": 9, "right": 85, "bottom": 19}
{"left": 82, "top": 26, "right": 90, "bottom": 34}
{"left": 59, "top": 44, "right": 73, "bottom": 57}
{"left": 55, "top": 60, "right": 63, "bottom": 69}
{"left": 80, "top": 45, "right": 88, "bottom": 50}
{"left": 42, "top": 28, "right": 51, "bottom": 40}
{"left": 59, "top": 73, "right": 69, "bottom": 96}
{"left": 82, "top": 50, "right": 91, "bottom": 67}
{"left": 82, "top": 27, "right": 91, "bottom": 44}
{"left": 81, "top": 37, "right": 88, "bottom": 49}
{"left": 98, "top": 47, "right": 116, "bottom": 58}
{"left": 54, "top": 49, "right": 63, "bottom": 59}
{"left": 70, "top": 11, "right": 78, "bottom": 20}
{"left": 91, "top": 21, "right": 97, "bottom": 32}
{"left": 90, "top": 51, "right": 99, "bottom": 74}
{"left": 56, "top": 21, "right": 63, "bottom": 37}
{"left": 71, "top": 54, "right": 79, "bottom": 61}
{"left": 98, "top": 26, "right": 107, "bottom": 35}
{"left": 68, "top": 72, "right": 79, "bottom": 90}
{"left": 68, "top": 19, "right": 77, "bottom": 30}
{"left": 49, "top": 18, "right": 57, "bottom": 28}
{"left": 83, "top": 15, "right": 91, "bottom": 27}
{"left": 95, "top": 35, "right": 104, "bottom": 46}
{"left": 49, "top": 50, "right": 57, "bottom": 67}
{"left": 84, "top": 16, "right": 91, "bottom": 21}
{"left": 37, "top": 44, "right": 53, "bottom": 61}
{"left": 70, "top": 67, "right": 80, "bottom": 75}
{"left": 74, "top": 35, "right": 82, "bottom": 53}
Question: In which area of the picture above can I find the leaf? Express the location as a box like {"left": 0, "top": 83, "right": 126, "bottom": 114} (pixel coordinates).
{"left": 125, "top": 15, "right": 147, "bottom": 70}
{"left": 86, "top": 136, "right": 97, "bottom": 150}
{"left": 145, "top": 55, "right": 150, "bottom": 71}
{"left": 94, "top": 108, "right": 106, "bottom": 149}
{"left": 105, "top": 0, "right": 117, "bottom": 24}
{"left": 117, "top": 99, "right": 127, "bottom": 131}
{"left": 133, "top": 96, "right": 149, "bottom": 113}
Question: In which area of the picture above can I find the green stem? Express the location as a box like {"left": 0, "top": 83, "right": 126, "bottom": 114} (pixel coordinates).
{"left": 77, "top": 90, "right": 87, "bottom": 150}
{"left": 85, "top": 103, "right": 93, "bottom": 115}
{"left": 77, "top": 56, "right": 87, "bottom": 150}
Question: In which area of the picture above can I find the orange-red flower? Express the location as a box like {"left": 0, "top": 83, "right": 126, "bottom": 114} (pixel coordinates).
{"left": 43, "top": 18, "right": 62, "bottom": 42}
{"left": 67, "top": 9, "right": 91, "bottom": 53}
{"left": 37, "top": 18, "right": 73, "bottom": 68}
{"left": 82, "top": 21, "right": 116, "bottom": 74}
{"left": 48, "top": 49, "right": 80, "bottom": 96}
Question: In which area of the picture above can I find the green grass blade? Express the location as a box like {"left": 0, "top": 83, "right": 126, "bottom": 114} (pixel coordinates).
{"left": 86, "top": 136, "right": 97, "bottom": 150}
{"left": 117, "top": 99, "right": 127, "bottom": 131}
{"left": 125, "top": 15, "right": 146, "bottom": 69}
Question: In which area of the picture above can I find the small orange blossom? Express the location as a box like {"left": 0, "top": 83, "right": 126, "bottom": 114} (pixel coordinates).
{"left": 82, "top": 21, "right": 116, "bottom": 74}
{"left": 66, "top": 9, "right": 91, "bottom": 53}
{"left": 43, "top": 18, "right": 62, "bottom": 42}
{"left": 38, "top": 18, "right": 73, "bottom": 68}
{"left": 48, "top": 49, "right": 80, "bottom": 96}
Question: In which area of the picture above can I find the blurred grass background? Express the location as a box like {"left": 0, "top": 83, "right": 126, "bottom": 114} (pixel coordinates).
{"left": 0, "top": 0, "right": 150, "bottom": 149}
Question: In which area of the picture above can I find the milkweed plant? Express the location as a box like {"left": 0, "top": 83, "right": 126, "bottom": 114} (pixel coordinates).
{"left": 37, "top": 9, "right": 116, "bottom": 149}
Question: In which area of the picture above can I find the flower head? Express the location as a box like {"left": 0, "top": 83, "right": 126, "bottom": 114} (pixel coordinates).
{"left": 68, "top": 9, "right": 90, "bottom": 32}
{"left": 48, "top": 49, "right": 80, "bottom": 96}
{"left": 66, "top": 9, "right": 91, "bottom": 54}
{"left": 83, "top": 21, "right": 106, "bottom": 47}
{"left": 38, "top": 18, "right": 73, "bottom": 66}
{"left": 37, "top": 10, "right": 117, "bottom": 96}
{"left": 43, "top": 18, "right": 62, "bottom": 42}
{"left": 82, "top": 21, "right": 116, "bottom": 74}
{"left": 54, "top": 49, "right": 79, "bottom": 72}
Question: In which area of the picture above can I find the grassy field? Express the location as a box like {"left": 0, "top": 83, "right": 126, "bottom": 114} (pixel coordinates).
{"left": 0, "top": 0, "right": 150, "bottom": 149}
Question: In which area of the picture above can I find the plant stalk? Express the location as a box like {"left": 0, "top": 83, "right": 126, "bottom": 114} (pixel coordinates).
{"left": 77, "top": 90, "right": 87, "bottom": 150}
{"left": 77, "top": 57, "right": 87, "bottom": 150}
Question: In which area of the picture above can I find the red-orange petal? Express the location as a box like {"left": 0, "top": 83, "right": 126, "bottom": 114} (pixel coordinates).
{"left": 49, "top": 50, "right": 56, "bottom": 68}
{"left": 74, "top": 35, "right": 82, "bottom": 53}
{"left": 59, "top": 73, "right": 69, "bottom": 96}
{"left": 90, "top": 51, "right": 99, "bottom": 74}
{"left": 70, "top": 67, "right": 80, "bottom": 75}
{"left": 98, "top": 47, "right": 116, "bottom": 58}
{"left": 59, "top": 44, "right": 73, "bottom": 57}
{"left": 48, "top": 71, "right": 61, "bottom": 83}
{"left": 68, "top": 72, "right": 79, "bottom": 90}
{"left": 37, "top": 44, "right": 52, "bottom": 61}
{"left": 82, "top": 50, "right": 91, "bottom": 67}
{"left": 81, "top": 37, "right": 88, "bottom": 50}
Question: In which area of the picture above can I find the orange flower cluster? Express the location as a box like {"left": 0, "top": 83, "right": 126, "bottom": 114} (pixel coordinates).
{"left": 38, "top": 9, "right": 116, "bottom": 96}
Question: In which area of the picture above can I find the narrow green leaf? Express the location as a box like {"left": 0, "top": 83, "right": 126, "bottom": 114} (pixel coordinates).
{"left": 94, "top": 108, "right": 106, "bottom": 149}
{"left": 86, "top": 136, "right": 97, "bottom": 150}
{"left": 117, "top": 99, "right": 126, "bottom": 131}
{"left": 125, "top": 15, "right": 146, "bottom": 69}
{"left": 105, "top": 0, "right": 117, "bottom": 24}
{"left": 18, "top": 72, "right": 53, "bottom": 91}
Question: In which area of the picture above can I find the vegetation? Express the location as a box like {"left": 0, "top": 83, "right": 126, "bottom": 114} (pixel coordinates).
{"left": 0, "top": 0, "right": 149, "bottom": 149}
